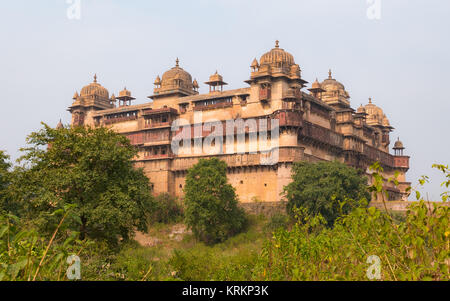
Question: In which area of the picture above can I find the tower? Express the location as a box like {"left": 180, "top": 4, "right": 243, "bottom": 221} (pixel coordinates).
{"left": 116, "top": 87, "right": 135, "bottom": 107}
{"left": 308, "top": 78, "right": 326, "bottom": 100}
{"left": 68, "top": 74, "right": 113, "bottom": 126}
{"left": 205, "top": 71, "right": 227, "bottom": 93}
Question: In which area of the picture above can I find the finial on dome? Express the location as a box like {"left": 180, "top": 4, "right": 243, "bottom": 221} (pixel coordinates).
{"left": 193, "top": 78, "right": 199, "bottom": 90}
{"left": 93, "top": 74, "right": 97, "bottom": 83}
{"left": 175, "top": 58, "right": 179, "bottom": 67}
{"left": 275, "top": 40, "right": 279, "bottom": 48}
{"left": 369, "top": 97, "right": 372, "bottom": 104}
{"left": 56, "top": 119, "right": 63, "bottom": 130}
{"left": 154, "top": 75, "right": 161, "bottom": 86}
{"left": 328, "top": 69, "right": 332, "bottom": 79}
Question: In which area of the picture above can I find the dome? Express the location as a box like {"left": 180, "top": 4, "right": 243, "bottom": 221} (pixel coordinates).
{"left": 311, "top": 78, "right": 322, "bottom": 90}
{"left": 160, "top": 58, "right": 193, "bottom": 90}
{"left": 209, "top": 71, "right": 223, "bottom": 83}
{"left": 259, "top": 40, "right": 295, "bottom": 67}
{"left": 80, "top": 74, "right": 109, "bottom": 99}
{"left": 382, "top": 114, "right": 391, "bottom": 127}
{"left": 119, "top": 87, "right": 131, "bottom": 98}
{"left": 393, "top": 138, "right": 404, "bottom": 149}
{"left": 357, "top": 104, "right": 366, "bottom": 114}
{"left": 321, "top": 69, "right": 346, "bottom": 92}
{"left": 364, "top": 98, "right": 386, "bottom": 125}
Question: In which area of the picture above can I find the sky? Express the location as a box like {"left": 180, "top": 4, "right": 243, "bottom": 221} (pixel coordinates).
{"left": 0, "top": 0, "right": 449, "bottom": 200}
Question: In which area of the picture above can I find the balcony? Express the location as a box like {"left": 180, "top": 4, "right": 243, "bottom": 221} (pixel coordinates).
{"left": 259, "top": 87, "right": 271, "bottom": 102}
{"left": 104, "top": 115, "right": 138, "bottom": 125}
{"left": 301, "top": 121, "right": 344, "bottom": 148}
{"left": 144, "top": 121, "right": 171, "bottom": 129}
{"left": 363, "top": 145, "right": 395, "bottom": 167}
{"left": 394, "top": 156, "right": 410, "bottom": 169}
{"left": 283, "top": 88, "right": 302, "bottom": 102}
{"left": 193, "top": 101, "right": 233, "bottom": 111}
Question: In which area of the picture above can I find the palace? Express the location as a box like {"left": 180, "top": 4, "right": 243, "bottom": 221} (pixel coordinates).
{"left": 66, "top": 41, "right": 411, "bottom": 204}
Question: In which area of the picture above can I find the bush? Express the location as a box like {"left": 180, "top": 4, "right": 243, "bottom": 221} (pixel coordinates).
{"left": 150, "top": 193, "right": 184, "bottom": 224}
{"left": 284, "top": 161, "right": 370, "bottom": 226}
{"left": 263, "top": 213, "right": 290, "bottom": 233}
{"left": 184, "top": 158, "right": 247, "bottom": 244}
{"left": 254, "top": 163, "right": 450, "bottom": 281}
{"left": 0, "top": 207, "right": 87, "bottom": 281}
{"left": 168, "top": 230, "right": 261, "bottom": 281}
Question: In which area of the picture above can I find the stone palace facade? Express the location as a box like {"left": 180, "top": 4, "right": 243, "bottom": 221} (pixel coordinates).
{"left": 66, "top": 41, "right": 410, "bottom": 204}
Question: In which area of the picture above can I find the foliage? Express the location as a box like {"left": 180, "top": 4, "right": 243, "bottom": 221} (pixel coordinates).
{"left": 284, "top": 161, "right": 370, "bottom": 226}
{"left": 263, "top": 213, "right": 290, "bottom": 232}
{"left": 0, "top": 151, "right": 11, "bottom": 213}
{"left": 168, "top": 222, "right": 263, "bottom": 281}
{"left": 183, "top": 158, "right": 247, "bottom": 244}
{"left": 254, "top": 163, "right": 450, "bottom": 281}
{"left": 149, "top": 193, "right": 184, "bottom": 224}
{"left": 11, "top": 123, "right": 154, "bottom": 246}
{"left": 0, "top": 206, "right": 88, "bottom": 281}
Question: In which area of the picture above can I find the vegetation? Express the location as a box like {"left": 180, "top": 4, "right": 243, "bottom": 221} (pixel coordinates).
{"left": 0, "top": 150, "right": 11, "bottom": 209}
{"left": 0, "top": 123, "right": 448, "bottom": 281}
{"left": 5, "top": 124, "right": 154, "bottom": 246}
{"left": 284, "top": 161, "right": 370, "bottom": 226}
{"left": 183, "top": 158, "right": 247, "bottom": 244}
{"left": 149, "top": 193, "right": 184, "bottom": 224}
{"left": 0, "top": 206, "right": 88, "bottom": 281}
{"left": 254, "top": 164, "right": 449, "bottom": 281}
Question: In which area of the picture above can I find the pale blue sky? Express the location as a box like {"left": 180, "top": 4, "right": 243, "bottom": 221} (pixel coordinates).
{"left": 0, "top": 0, "right": 449, "bottom": 200}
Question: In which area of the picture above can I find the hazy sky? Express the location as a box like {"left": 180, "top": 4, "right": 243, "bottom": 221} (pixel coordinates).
{"left": 0, "top": 0, "right": 449, "bottom": 200}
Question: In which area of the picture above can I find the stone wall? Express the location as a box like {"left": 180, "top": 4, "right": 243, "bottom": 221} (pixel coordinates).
{"left": 239, "top": 201, "right": 288, "bottom": 217}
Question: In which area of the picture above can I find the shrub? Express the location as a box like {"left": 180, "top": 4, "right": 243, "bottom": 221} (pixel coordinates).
{"left": 254, "top": 163, "right": 450, "bottom": 281}
{"left": 0, "top": 207, "right": 87, "bottom": 281}
{"left": 184, "top": 158, "right": 247, "bottom": 244}
{"left": 150, "top": 193, "right": 184, "bottom": 224}
{"left": 284, "top": 161, "right": 370, "bottom": 226}
{"left": 263, "top": 213, "right": 290, "bottom": 233}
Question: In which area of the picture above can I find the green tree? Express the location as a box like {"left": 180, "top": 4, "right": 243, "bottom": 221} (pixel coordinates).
{"left": 184, "top": 158, "right": 247, "bottom": 244}
{"left": 14, "top": 123, "right": 154, "bottom": 246}
{"left": 284, "top": 161, "right": 370, "bottom": 226}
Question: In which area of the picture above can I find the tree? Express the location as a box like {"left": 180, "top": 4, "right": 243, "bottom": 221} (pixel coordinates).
{"left": 184, "top": 158, "right": 247, "bottom": 244}
{"left": 284, "top": 161, "right": 370, "bottom": 226}
{"left": 15, "top": 123, "right": 154, "bottom": 246}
